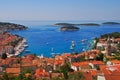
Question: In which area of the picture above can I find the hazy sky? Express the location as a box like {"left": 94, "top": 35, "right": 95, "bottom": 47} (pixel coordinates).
{"left": 0, "top": 0, "right": 120, "bottom": 20}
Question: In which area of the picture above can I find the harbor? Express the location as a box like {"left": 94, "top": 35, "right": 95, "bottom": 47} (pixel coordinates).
{"left": 7, "top": 38, "right": 28, "bottom": 57}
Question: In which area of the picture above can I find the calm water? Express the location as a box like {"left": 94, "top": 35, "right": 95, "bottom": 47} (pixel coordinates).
{"left": 11, "top": 21, "right": 120, "bottom": 57}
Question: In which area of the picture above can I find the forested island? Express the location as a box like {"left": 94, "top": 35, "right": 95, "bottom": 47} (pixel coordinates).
{"left": 102, "top": 22, "right": 120, "bottom": 25}
{"left": 54, "top": 23, "right": 80, "bottom": 31}
{"left": 0, "top": 22, "right": 28, "bottom": 31}
{"left": 55, "top": 21, "right": 120, "bottom": 27}
{"left": 55, "top": 23, "right": 100, "bottom": 26}
{"left": 79, "top": 23, "right": 100, "bottom": 26}
{"left": 60, "top": 25, "right": 80, "bottom": 31}
{"left": 54, "top": 23, "right": 74, "bottom": 26}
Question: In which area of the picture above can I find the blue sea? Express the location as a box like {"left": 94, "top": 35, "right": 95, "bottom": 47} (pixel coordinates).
{"left": 10, "top": 20, "right": 120, "bottom": 57}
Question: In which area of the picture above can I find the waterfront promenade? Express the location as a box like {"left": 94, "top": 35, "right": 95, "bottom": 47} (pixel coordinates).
{"left": 8, "top": 38, "right": 27, "bottom": 57}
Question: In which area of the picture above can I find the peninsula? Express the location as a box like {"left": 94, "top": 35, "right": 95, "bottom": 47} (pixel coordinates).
{"left": 0, "top": 22, "right": 28, "bottom": 31}
{"left": 0, "top": 22, "right": 28, "bottom": 57}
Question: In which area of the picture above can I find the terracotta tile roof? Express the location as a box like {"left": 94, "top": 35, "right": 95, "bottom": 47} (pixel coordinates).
{"left": 116, "top": 38, "right": 120, "bottom": 41}
{"left": 35, "top": 68, "right": 49, "bottom": 78}
{"left": 55, "top": 60, "right": 64, "bottom": 65}
{"left": 55, "top": 55, "right": 63, "bottom": 60}
{"left": 6, "top": 68, "right": 20, "bottom": 74}
{"left": 92, "top": 61, "right": 104, "bottom": 65}
{"left": 100, "top": 65, "right": 106, "bottom": 70}
{"left": 89, "top": 70, "right": 97, "bottom": 76}
{"left": 46, "top": 58, "right": 54, "bottom": 64}
{"left": 84, "top": 71, "right": 92, "bottom": 80}
{"left": 89, "top": 53, "right": 96, "bottom": 59}
{"left": 105, "top": 75, "right": 120, "bottom": 80}
{"left": 25, "top": 54, "right": 35, "bottom": 60}
{"left": 22, "top": 58, "right": 32, "bottom": 63}
{"left": 110, "top": 60, "right": 120, "bottom": 64}
{"left": 61, "top": 53, "right": 72, "bottom": 58}
{"left": 100, "top": 65, "right": 120, "bottom": 80}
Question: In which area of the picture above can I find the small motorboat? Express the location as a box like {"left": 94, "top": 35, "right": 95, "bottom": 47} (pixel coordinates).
{"left": 81, "top": 39, "right": 87, "bottom": 43}
{"left": 24, "top": 50, "right": 30, "bottom": 53}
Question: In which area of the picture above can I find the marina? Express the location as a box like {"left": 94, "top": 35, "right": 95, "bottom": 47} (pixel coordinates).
{"left": 7, "top": 38, "right": 28, "bottom": 57}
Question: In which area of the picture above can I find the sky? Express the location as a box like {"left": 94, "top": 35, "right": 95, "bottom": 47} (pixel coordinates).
{"left": 0, "top": 0, "right": 120, "bottom": 21}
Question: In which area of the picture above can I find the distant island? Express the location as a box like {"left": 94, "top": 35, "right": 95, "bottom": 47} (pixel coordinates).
{"left": 79, "top": 23, "right": 100, "bottom": 26}
{"left": 54, "top": 23, "right": 74, "bottom": 26}
{"left": 54, "top": 23, "right": 80, "bottom": 31}
{"left": 55, "top": 22, "right": 120, "bottom": 27}
{"left": 54, "top": 23, "right": 100, "bottom": 27}
{"left": 60, "top": 25, "right": 80, "bottom": 31}
{"left": 102, "top": 22, "right": 120, "bottom": 25}
{"left": 0, "top": 22, "right": 28, "bottom": 31}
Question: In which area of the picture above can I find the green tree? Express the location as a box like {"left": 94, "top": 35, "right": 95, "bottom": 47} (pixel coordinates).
{"left": 1, "top": 53, "right": 7, "bottom": 59}
{"left": 95, "top": 53, "right": 104, "bottom": 61}
{"left": 92, "top": 76, "right": 97, "bottom": 80}
{"left": 60, "top": 63, "right": 74, "bottom": 80}
{"left": 1, "top": 72, "right": 9, "bottom": 80}
{"left": 68, "top": 72, "right": 85, "bottom": 80}
{"left": 52, "top": 77, "right": 65, "bottom": 80}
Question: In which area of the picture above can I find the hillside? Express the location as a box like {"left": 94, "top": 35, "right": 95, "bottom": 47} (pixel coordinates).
{"left": 0, "top": 22, "right": 28, "bottom": 31}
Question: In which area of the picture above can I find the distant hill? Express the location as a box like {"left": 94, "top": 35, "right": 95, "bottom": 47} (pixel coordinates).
{"left": 0, "top": 22, "right": 28, "bottom": 31}
{"left": 102, "top": 22, "right": 120, "bottom": 25}
{"left": 101, "top": 32, "right": 120, "bottom": 38}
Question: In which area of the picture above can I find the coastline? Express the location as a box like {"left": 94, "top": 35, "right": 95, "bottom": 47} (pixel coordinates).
{"left": 7, "top": 38, "right": 28, "bottom": 57}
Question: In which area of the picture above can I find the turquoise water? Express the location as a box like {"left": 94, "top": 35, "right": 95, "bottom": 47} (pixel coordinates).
{"left": 11, "top": 21, "right": 120, "bottom": 57}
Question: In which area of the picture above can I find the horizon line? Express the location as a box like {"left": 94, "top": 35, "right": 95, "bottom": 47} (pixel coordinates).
{"left": 0, "top": 19, "right": 120, "bottom": 22}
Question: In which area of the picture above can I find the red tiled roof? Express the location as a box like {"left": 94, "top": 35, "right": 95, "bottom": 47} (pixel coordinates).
{"left": 89, "top": 53, "right": 96, "bottom": 58}
{"left": 110, "top": 60, "right": 120, "bottom": 64}
{"left": 100, "top": 65, "right": 120, "bottom": 80}
{"left": 92, "top": 61, "right": 104, "bottom": 65}
{"left": 84, "top": 71, "right": 92, "bottom": 80}
{"left": 55, "top": 60, "right": 64, "bottom": 65}
{"left": 61, "top": 53, "right": 72, "bottom": 58}
{"left": 116, "top": 38, "right": 120, "bottom": 41}
{"left": 89, "top": 70, "right": 97, "bottom": 76}
{"left": 35, "top": 68, "right": 49, "bottom": 78}
{"left": 72, "top": 61, "right": 89, "bottom": 67}
{"left": 6, "top": 68, "right": 20, "bottom": 74}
